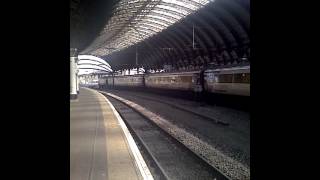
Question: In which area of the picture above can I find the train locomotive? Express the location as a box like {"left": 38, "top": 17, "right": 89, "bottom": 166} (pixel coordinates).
{"left": 98, "top": 64, "right": 250, "bottom": 97}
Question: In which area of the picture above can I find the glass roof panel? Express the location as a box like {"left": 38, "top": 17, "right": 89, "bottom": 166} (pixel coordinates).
{"left": 82, "top": 0, "right": 212, "bottom": 56}
{"left": 156, "top": 4, "right": 190, "bottom": 15}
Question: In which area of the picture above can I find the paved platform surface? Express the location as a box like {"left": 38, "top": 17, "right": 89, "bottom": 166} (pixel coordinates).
{"left": 70, "top": 88, "right": 142, "bottom": 180}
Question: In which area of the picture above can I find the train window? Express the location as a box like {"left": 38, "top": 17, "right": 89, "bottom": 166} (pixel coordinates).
{"left": 216, "top": 74, "right": 233, "bottom": 83}
{"left": 214, "top": 76, "right": 218, "bottom": 82}
{"left": 162, "top": 77, "right": 166, "bottom": 82}
{"left": 233, "top": 73, "right": 250, "bottom": 83}
{"left": 181, "top": 76, "right": 191, "bottom": 83}
{"left": 204, "top": 73, "right": 214, "bottom": 82}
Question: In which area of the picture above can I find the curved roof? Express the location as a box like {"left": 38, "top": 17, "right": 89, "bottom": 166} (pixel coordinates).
{"left": 100, "top": 0, "right": 250, "bottom": 70}
{"left": 78, "top": 55, "right": 112, "bottom": 69}
{"left": 78, "top": 55, "right": 113, "bottom": 75}
{"left": 71, "top": 0, "right": 119, "bottom": 51}
{"left": 82, "top": 0, "right": 215, "bottom": 56}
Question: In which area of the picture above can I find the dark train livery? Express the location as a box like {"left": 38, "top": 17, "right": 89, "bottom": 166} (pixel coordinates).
{"left": 98, "top": 64, "right": 250, "bottom": 97}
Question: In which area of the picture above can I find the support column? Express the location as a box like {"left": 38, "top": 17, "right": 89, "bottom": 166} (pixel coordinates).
{"left": 76, "top": 62, "right": 79, "bottom": 94}
{"left": 76, "top": 75, "right": 79, "bottom": 94}
{"left": 70, "top": 48, "right": 78, "bottom": 100}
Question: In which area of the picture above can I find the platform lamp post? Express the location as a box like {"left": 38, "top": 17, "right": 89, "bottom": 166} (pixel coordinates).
{"left": 70, "top": 48, "right": 78, "bottom": 100}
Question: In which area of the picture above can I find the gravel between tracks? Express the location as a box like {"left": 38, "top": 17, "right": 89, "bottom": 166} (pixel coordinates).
{"left": 105, "top": 89, "right": 250, "bottom": 167}
{"left": 101, "top": 91, "right": 250, "bottom": 180}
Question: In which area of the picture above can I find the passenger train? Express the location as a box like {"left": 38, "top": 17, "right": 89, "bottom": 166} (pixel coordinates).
{"left": 98, "top": 64, "right": 250, "bottom": 97}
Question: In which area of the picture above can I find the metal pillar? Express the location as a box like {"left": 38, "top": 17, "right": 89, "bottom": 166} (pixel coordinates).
{"left": 70, "top": 48, "right": 78, "bottom": 100}
{"left": 75, "top": 60, "right": 79, "bottom": 94}
{"left": 136, "top": 47, "right": 139, "bottom": 74}
{"left": 192, "top": 24, "right": 195, "bottom": 49}
{"left": 76, "top": 70, "right": 79, "bottom": 94}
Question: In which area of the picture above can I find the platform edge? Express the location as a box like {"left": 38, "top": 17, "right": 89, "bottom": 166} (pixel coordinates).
{"left": 87, "top": 88, "right": 154, "bottom": 180}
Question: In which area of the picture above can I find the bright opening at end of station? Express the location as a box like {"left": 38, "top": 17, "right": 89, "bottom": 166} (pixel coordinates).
{"left": 78, "top": 55, "right": 113, "bottom": 75}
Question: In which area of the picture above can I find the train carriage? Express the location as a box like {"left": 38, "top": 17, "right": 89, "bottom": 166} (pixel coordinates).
{"left": 204, "top": 65, "right": 250, "bottom": 96}
{"left": 97, "top": 65, "right": 250, "bottom": 97}
{"left": 113, "top": 75, "right": 144, "bottom": 87}
{"left": 145, "top": 71, "right": 200, "bottom": 91}
{"left": 98, "top": 76, "right": 107, "bottom": 89}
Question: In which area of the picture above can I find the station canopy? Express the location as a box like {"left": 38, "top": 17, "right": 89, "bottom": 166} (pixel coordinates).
{"left": 77, "top": 0, "right": 250, "bottom": 71}
{"left": 82, "top": 0, "right": 214, "bottom": 57}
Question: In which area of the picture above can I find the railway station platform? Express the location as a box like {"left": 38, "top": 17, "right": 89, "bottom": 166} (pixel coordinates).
{"left": 70, "top": 87, "right": 151, "bottom": 180}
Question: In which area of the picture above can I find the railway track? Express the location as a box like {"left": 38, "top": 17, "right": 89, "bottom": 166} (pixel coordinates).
{"left": 105, "top": 94, "right": 229, "bottom": 180}
{"left": 114, "top": 91, "right": 230, "bottom": 126}
{"left": 100, "top": 89, "right": 250, "bottom": 166}
{"left": 99, "top": 90, "right": 250, "bottom": 180}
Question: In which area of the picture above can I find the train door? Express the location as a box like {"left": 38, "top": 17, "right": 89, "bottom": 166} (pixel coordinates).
{"left": 142, "top": 75, "right": 145, "bottom": 87}
{"left": 193, "top": 73, "right": 203, "bottom": 102}
{"left": 200, "top": 70, "right": 205, "bottom": 91}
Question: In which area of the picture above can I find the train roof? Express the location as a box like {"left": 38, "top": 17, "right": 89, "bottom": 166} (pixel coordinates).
{"left": 145, "top": 70, "right": 201, "bottom": 76}
{"left": 113, "top": 74, "right": 144, "bottom": 77}
{"left": 207, "top": 62, "right": 250, "bottom": 69}
{"left": 208, "top": 65, "right": 249, "bottom": 71}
